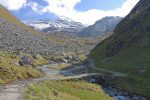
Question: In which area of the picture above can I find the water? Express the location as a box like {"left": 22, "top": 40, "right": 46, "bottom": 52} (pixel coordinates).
{"left": 42, "top": 64, "right": 148, "bottom": 100}
{"left": 102, "top": 86, "right": 148, "bottom": 100}
{"left": 41, "top": 65, "right": 60, "bottom": 75}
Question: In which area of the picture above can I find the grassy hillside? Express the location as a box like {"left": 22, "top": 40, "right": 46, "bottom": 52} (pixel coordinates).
{"left": 91, "top": 46, "right": 150, "bottom": 97}
{"left": 23, "top": 80, "right": 113, "bottom": 100}
{"left": 0, "top": 5, "right": 22, "bottom": 25}
{"left": 90, "top": 0, "right": 150, "bottom": 98}
{"left": 0, "top": 4, "right": 39, "bottom": 34}
{"left": 0, "top": 51, "right": 48, "bottom": 84}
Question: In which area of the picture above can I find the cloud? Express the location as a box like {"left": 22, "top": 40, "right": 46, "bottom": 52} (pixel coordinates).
{"left": 0, "top": 0, "right": 140, "bottom": 25}
{"left": 41, "top": 0, "right": 140, "bottom": 25}
{"left": 41, "top": 0, "right": 81, "bottom": 16}
{"left": 0, "top": 0, "right": 27, "bottom": 10}
{"left": 27, "top": 2, "right": 44, "bottom": 14}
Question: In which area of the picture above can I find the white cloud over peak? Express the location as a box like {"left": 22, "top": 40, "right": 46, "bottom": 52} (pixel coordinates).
{"left": 41, "top": 0, "right": 81, "bottom": 16}
{"left": 41, "top": 0, "right": 140, "bottom": 25}
{"left": 27, "top": 2, "right": 44, "bottom": 14}
{"left": 0, "top": 0, "right": 27, "bottom": 10}
{"left": 0, "top": 0, "right": 140, "bottom": 25}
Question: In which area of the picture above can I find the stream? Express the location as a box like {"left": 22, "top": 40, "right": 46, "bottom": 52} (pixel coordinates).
{"left": 101, "top": 85, "right": 148, "bottom": 100}
{"left": 43, "top": 64, "right": 148, "bottom": 100}
{"left": 0, "top": 64, "right": 148, "bottom": 100}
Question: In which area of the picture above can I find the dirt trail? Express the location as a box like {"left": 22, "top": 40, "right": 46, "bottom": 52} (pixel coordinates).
{"left": 0, "top": 64, "right": 99, "bottom": 100}
{"left": 87, "top": 59, "right": 127, "bottom": 77}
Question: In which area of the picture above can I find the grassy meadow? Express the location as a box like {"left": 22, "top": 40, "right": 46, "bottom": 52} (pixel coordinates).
{"left": 23, "top": 80, "right": 113, "bottom": 100}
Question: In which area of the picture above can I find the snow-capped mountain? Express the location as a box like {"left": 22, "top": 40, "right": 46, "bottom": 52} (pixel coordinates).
{"left": 78, "top": 16, "right": 123, "bottom": 37}
{"left": 24, "top": 18, "right": 85, "bottom": 35}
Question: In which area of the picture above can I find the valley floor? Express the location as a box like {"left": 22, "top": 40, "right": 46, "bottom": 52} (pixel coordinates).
{"left": 0, "top": 63, "right": 113, "bottom": 100}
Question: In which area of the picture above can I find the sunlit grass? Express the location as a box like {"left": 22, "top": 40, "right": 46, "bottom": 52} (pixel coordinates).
{"left": 0, "top": 51, "right": 44, "bottom": 84}
{"left": 23, "top": 80, "right": 114, "bottom": 100}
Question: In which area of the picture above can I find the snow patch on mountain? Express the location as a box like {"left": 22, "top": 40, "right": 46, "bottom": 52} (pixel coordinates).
{"left": 24, "top": 18, "right": 85, "bottom": 35}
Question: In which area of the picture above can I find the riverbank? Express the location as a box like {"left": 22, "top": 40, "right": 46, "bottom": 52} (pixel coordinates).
{"left": 0, "top": 63, "right": 111, "bottom": 100}
{"left": 0, "top": 61, "right": 149, "bottom": 100}
{"left": 23, "top": 63, "right": 149, "bottom": 100}
{"left": 23, "top": 80, "right": 113, "bottom": 100}
{"left": 87, "top": 58, "right": 149, "bottom": 100}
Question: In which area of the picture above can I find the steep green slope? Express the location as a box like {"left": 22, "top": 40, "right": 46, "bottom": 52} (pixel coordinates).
{"left": 0, "top": 5, "right": 48, "bottom": 84}
{"left": 91, "top": 0, "right": 150, "bottom": 97}
{"left": 0, "top": 4, "right": 38, "bottom": 34}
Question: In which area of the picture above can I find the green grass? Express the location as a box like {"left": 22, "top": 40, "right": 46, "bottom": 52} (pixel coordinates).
{"left": 79, "top": 54, "right": 87, "bottom": 62}
{"left": 0, "top": 4, "right": 43, "bottom": 35}
{"left": 0, "top": 51, "right": 44, "bottom": 84}
{"left": 23, "top": 80, "right": 113, "bottom": 100}
{"left": 111, "top": 76, "right": 150, "bottom": 97}
{"left": 91, "top": 46, "right": 150, "bottom": 97}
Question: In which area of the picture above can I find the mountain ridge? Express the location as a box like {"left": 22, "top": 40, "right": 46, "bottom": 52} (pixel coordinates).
{"left": 25, "top": 18, "right": 85, "bottom": 35}
{"left": 91, "top": 0, "right": 150, "bottom": 98}
{"left": 78, "top": 16, "right": 123, "bottom": 37}
{"left": 0, "top": 5, "right": 98, "bottom": 57}
{"left": 101, "top": 0, "right": 150, "bottom": 56}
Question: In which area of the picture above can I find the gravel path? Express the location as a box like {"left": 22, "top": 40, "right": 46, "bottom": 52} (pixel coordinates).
{"left": 0, "top": 64, "right": 100, "bottom": 100}
{"left": 87, "top": 59, "right": 127, "bottom": 77}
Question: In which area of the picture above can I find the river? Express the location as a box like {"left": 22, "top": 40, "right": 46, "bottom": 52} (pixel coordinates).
{"left": 0, "top": 63, "right": 147, "bottom": 100}
{"left": 43, "top": 64, "right": 148, "bottom": 100}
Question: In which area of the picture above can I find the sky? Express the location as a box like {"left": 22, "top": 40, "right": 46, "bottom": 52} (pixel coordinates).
{"left": 0, "top": 0, "right": 140, "bottom": 25}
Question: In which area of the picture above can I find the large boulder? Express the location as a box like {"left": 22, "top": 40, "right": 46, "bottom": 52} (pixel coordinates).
{"left": 19, "top": 56, "right": 32, "bottom": 66}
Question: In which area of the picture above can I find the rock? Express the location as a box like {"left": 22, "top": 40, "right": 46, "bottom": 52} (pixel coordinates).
{"left": 132, "top": 95, "right": 139, "bottom": 100}
{"left": 3, "top": 87, "right": 8, "bottom": 89}
{"left": 68, "top": 55, "right": 73, "bottom": 60}
{"left": 65, "top": 55, "right": 73, "bottom": 62}
{"left": 33, "top": 54, "right": 42, "bottom": 59}
{"left": 0, "top": 57, "right": 4, "bottom": 63}
{"left": 62, "top": 59, "right": 68, "bottom": 63}
{"left": 138, "top": 69, "right": 146, "bottom": 73}
{"left": 72, "top": 56, "right": 80, "bottom": 61}
{"left": 19, "top": 56, "right": 32, "bottom": 66}
{"left": 62, "top": 53, "right": 66, "bottom": 56}
{"left": 89, "top": 79, "right": 97, "bottom": 83}
{"left": 139, "top": 36, "right": 149, "bottom": 48}
{"left": 13, "top": 61, "right": 20, "bottom": 66}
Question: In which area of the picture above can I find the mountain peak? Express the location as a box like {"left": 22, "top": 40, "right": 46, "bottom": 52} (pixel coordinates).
{"left": 59, "top": 17, "right": 74, "bottom": 22}
{"left": 93, "top": 0, "right": 150, "bottom": 57}
{"left": 25, "top": 18, "right": 85, "bottom": 35}
{"left": 78, "top": 16, "right": 123, "bottom": 37}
